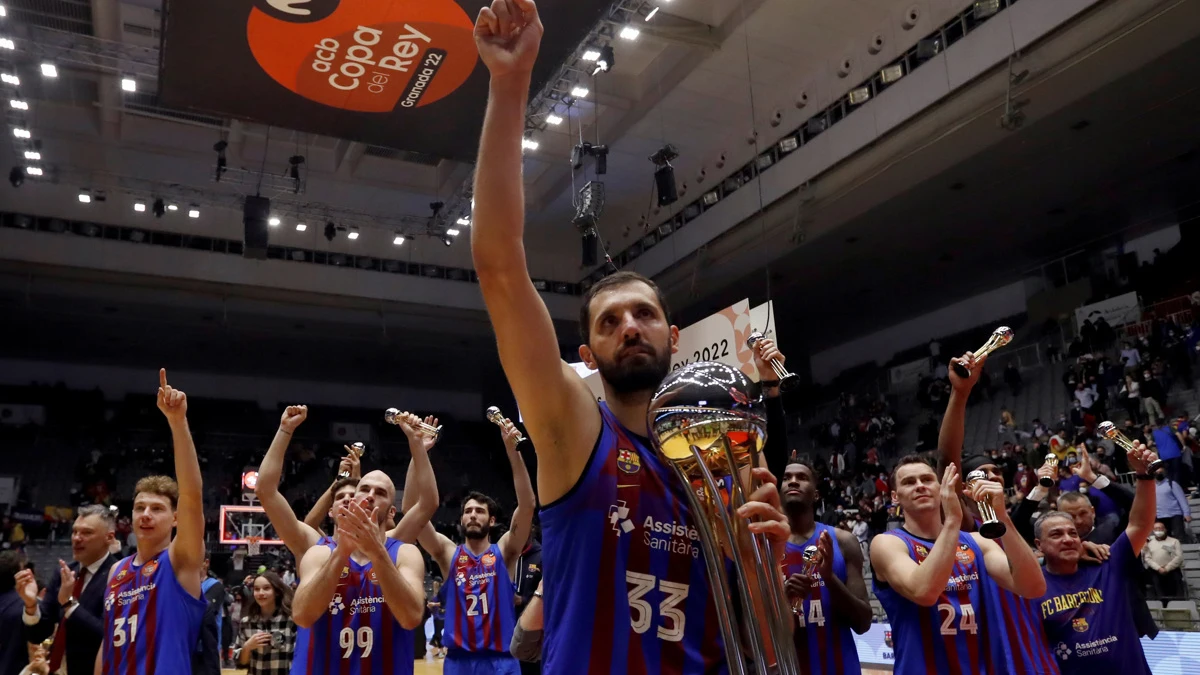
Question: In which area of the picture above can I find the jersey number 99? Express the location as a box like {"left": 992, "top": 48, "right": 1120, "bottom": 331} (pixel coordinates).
{"left": 340, "top": 626, "right": 374, "bottom": 659}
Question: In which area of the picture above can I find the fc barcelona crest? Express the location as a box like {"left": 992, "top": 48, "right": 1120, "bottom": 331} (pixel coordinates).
{"left": 115, "top": 569, "right": 129, "bottom": 583}
{"left": 482, "top": 553, "right": 496, "bottom": 567}
{"left": 1072, "top": 618, "right": 1089, "bottom": 633}
{"left": 458, "top": 554, "right": 469, "bottom": 566}
{"left": 339, "top": 566, "right": 349, "bottom": 579}
{"left": 913, "top": 544, "right": 929, "bottom": 561}
{"left": 884, "top": 631, "right": 893, "bottom": 648}
{"left": 141, "top": 560, "right": 159, "bottom": 577}
{"left": 617, "top": 448, "right": 641, "bottom": 474}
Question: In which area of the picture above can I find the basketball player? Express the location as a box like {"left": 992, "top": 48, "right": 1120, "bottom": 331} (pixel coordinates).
{"left": 937, "top": 353, "right": 1061, "bottom": 674}
{"left": 407, "top": 417, "right": 532, "bottom": 675}
{"left": 291, "top": 469, "right": 426, "bottom": 675}
{"left": 872, "top": 456, "right": 1046, "bottom": 675}
{"left": 96, "top": 369, "right": 207, "bottom": 675}
{"left": 471, "top": 2, "right": 790, "bottom": 672}
{"left": 1034, "top": 442, "right": 1158, "bottom": 675}
{"left": 780, "top": 458, "right": 871, "bottom": 675}
{"left": 255, "top": 405, "right": 439, "bottom": 558}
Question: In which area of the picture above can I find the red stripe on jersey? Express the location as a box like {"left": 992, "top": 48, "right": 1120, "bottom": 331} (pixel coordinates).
{"left": 142, "top": 570, "right": 159, "bottom": 675}
{"left": 306, "top": 624, "right": 318, "bottom": 674}
{"left": 587, "top": 438, "right": 624, "bottom": 675}
{"left": 381, "top": 602, "right": 394, "bottom": 675}
{"left": 1005, "top": 592, "right": 1031, "bottom": 674}
{"left": 913, "top": 544, "right": 938, "bottom": 675}
{"left": 831, "top": 611, "right": 845, "bottom": 675}
{"left": 340, "top": 572, "right": 355, "bottom": 675}
{"left": 124, "top": 564, "right": 139, "bottom": 675}
{"left": 794, "top": 615, "right": 812, "bottom": 672}
{"left": 621, "top": 477, "right": 649, "bottom": 675}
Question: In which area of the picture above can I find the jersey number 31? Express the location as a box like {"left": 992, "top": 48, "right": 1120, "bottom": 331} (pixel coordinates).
{"left": 626, "top": 571, "right": 689, "bottom": 642}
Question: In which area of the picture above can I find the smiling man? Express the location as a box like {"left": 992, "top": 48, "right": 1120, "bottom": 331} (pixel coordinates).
{"left": 1035, "top": 441, "right": 1159, "bottom": 675}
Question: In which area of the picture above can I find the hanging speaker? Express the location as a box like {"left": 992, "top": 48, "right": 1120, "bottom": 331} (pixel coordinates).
{"left": 654, "top": 165, "right": 678, "bottom": 207}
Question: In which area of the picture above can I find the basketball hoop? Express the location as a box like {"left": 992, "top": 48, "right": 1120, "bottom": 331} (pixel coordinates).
{"left": 247, "top": 536, "right": 263, "bottom": 557}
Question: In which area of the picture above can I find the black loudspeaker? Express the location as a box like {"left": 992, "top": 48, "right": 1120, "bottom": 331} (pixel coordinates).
{"left": 654, "top": 165, "right": 678, "bottom": 207}
{"left": 582, "top": 229, "right": 598, "bottom": 267}
{"left": 243, "top": 195, "right": 270, "bottom": 259}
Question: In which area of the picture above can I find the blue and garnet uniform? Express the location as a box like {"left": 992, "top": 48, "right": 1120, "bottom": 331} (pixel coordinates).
{"left": 442, "top": 542, "right": 520, "bottom": 674}
{"left": 289, "top": 536, "right": 337, "bottom": 675}
{"left": 101, "top": 548, "right": 206, "bottom": 675}
{"left": 783, "top": 524, "right": 862, "bottom": 675}
{"left": 873, "top": 529, "right": 991, "bottom": 675}
{"left": 540, "top": 402, "right": 726, "bottom": 675}
{"left": 294, "top": 538, "right": 414, "bottom": 675}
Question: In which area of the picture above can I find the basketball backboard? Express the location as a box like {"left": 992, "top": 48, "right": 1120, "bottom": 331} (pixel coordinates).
{"left": 219, "top": 505, "right": 283, "bottom": 545}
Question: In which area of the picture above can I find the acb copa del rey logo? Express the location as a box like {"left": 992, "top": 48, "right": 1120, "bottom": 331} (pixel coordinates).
{"left": 247, "top": 0, "right": 478, "bottom": 112}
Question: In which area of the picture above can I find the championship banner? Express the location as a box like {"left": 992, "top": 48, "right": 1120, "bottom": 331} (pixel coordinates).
{"left": 1074, "top": 291, "right": 1141, "bottom": 328}
{"left": 853, "top": 623, "right": 1200, "bottom": 673}
{"left": 159, "top": 0, "right": 611, "bottom": 160}
{"left": 572, "top": 300, "right": 778, "bottom": 401}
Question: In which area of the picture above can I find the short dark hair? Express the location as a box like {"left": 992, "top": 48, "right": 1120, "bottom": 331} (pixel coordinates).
{"left": 889, "top": 454, "right": 933, "bottom": 491}
{"left": 579, "top": 271, "right": 671, "bottom": 344}
{"left": 77, "top": 505, "right": 117, "bottom": 531}
{"left": 1034, "top": 511, "right": 1074, "bottom": 539}
{"left": 0, "top": 551, "right": 21, "bottom": 594}
{"left": 461, "top": 491, "right": 501, "bottom": 521}
{"left": 785, "top": 452, "right": 819, "bottom": 481}
{"left": 331, "top": 477, "right": 359, "bottom": 498}
{"left": 1056, "top": 491, "right": 1091, "bottom": 509}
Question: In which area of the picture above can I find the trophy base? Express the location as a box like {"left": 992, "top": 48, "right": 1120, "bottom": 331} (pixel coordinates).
{"left": 979, "top": 520, "right": 1007, "bottom": 540}
{"left": 779, "top": 373, "right": 800, "bottom": 392}
{"left": 951, "top": 361, "right": 971, "bottom": 379}
{"left": 1039, "top": 477, "right": 1054, "bottom": 488}
{"left": 1147, "top": 458, "right": 1165, "bottom": 472}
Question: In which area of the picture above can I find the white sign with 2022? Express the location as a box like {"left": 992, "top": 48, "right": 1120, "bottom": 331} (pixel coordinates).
{"left": 572, "top": 299, "right": 777, "bottom": 401}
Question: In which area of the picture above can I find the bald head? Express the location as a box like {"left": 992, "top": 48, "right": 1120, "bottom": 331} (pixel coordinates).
{"left": 355, "top": 470, "right": 398, "bottom": 526}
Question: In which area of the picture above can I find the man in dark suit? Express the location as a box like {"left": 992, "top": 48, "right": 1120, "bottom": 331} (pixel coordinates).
{"left": 1, "top": 550, "right": 28, "bottom": 675}
{"left": 16, "top": 505, "right": 117, "bottom": 675}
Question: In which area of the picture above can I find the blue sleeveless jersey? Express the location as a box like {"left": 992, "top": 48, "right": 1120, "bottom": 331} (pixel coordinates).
{"left": 294, "top": 538, "right": 415, "bottom": 675}
{"left": 783, "top": 525, "right": 862, "bottom": 675}
{"left": 289, "top": 536, "right": 337, "bottom": 675}
{"left": 101, "top": 548, "right": 206, "bottom": 675}
{"left": 873, "top": 529, "right": 991, "bottom": 675}
{"left": 540, "top": 402, "right": 726, "bottom": 675}
{"left": 444, "top": 542, "right": 517, "bottom": 654}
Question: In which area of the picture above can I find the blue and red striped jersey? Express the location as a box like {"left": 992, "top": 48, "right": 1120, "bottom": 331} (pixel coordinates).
{"left": 289, "top": 536, "right": 337, "bottom": 675}
{"left": 985, "top": 585, "right": 1061, "bottom": 674}
{"left": 783, "top": 525, "right": 862, "bottom": 675}
{"left": 443, "top": 542, "right": 517, "bottom": 654}
{"left": 873, "top": 529, "right": 991, "bottom": 675}
{"left": 294, "top": 538, "right": 414, "bottom": 675}
{"left": 101, "top": 548, "right": 206, "bottom": 675}
{"left": 540, "top": 402, "right": 726, "bottom": 675}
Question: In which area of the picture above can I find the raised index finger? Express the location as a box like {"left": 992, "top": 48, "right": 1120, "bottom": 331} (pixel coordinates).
{"left": 159, "top": 368, "right": 168, "bottom": 389}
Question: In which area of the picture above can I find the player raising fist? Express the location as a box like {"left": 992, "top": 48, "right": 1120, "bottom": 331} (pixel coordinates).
{"left": 97, "top": 369, "right": 206, "bottom": 675}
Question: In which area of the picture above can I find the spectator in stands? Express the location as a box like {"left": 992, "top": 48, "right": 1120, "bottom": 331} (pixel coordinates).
{"left": 1069, "top": 401, "right": 1087, "bottom": 432}
{"left": 1120, "top": 375, "right": 1143, "bottom": 423}
{"left": 195, "top": 555, "right": 225, "bottom": 675}
{"left": 1154, "top": 467, "right": 1192, "bottom": 544}
{"left": 234, "top": 571, "right": 296, "bottom": 675}
{"left": 1141, "top": 370, "right": 1166, "bottom": 424}
{"left": 1153, "top": 421, "right": 1186, "bottom": 485}
{"left": 1142, "top": 521, "right": 1186, "bottom": 600}
{"left": 0, "top": 550, "right": 26, "bottom": 675}
{"left": 1074, "top": 383, "right": 1097, "bottom": 412}
{"left": 1004, "top": 362, "right": 1022, "bottom": 396}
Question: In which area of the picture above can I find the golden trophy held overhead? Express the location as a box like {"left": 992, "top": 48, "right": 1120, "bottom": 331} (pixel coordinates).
{"left": 1040, "top": 453, "right": 1058, "bottom": 488}
{"left": 1098, "top": 421, "right": 1163, "bottom": 471}
{"left": 951, "top": 326, "right": 1014, "bottom": 379}
{"left": 384, "top": 408, "right": 442, "bottom": 441}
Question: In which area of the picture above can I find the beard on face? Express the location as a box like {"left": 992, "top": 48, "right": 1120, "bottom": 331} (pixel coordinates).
{"left": 593, "top": 337, "right": 671, "bottom": 395}
{"left": 459, "top": 521, "right": 489, "bottom": 541}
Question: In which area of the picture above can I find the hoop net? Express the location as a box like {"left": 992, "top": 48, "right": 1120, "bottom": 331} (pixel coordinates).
{"left": 247, "top": 536, "right": 263, "bottom": 556}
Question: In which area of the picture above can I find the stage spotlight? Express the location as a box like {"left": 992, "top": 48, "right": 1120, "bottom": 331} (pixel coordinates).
{"left": 1, "top": 73, "right": 18, "bottom": 85}
{"left": 0, "top": 38, "right": 14, "bottom": 50}
{"left": 39, "top": 63, "right": 56, "bottom": 78}
{"left": 645, "top": 6, "right": 659, "bottom": 21}
{"left": 12, "top": 127, "right": 29, "bottom": 138}
{"left": 973, "top": 0, "right": 1001, "bottom": 19}
{"left": 442, "top": 236, "right": 453, "bottom": 247}
{"left": 619, "top": 26, "right": 639, "bottom": 40}
{"left": 546, "top": 113, "right": 563, "bottom": 125}
{"left": 347, "top": 228, "right": 359, "bottom": 240}
{"left": 447, "top": 228, "right": 460, "bottom": 237}
{"left": 0, "top": 7, "right": 6, "bottom": 17}
{"left": 25, "top": 166, "right": 41, "bottom": 176}
{"left": 167, "top": 204, "right": 178, "bottom": 211}
{"left": 592, "top": 45, "right": 615, "bottom": 75}
{"left": 393, "top": 234, "right": 405, "bottom": 245}
{"left": 324, "top": 222, "right": 336, "bottom": 241}
{"left": 9, "top": 166, "right": 23, "bottom": 187}
{"left": 582, "top": 49, "right": 601, "bottom": 61}
{"left": 188, "top": 206, "right": 200, "bottom": 218}
{"left": 880, "top": 64, "right": 904, "bottom": 84}
{"left": 134, "top": 201, "right": 146, "bottom": 212}
{"left": 23, "top": 151, "right": 39, "bottom": 160}
{"left": 78, "top": 191, "right": 91, "bottom": 204}
{"left": 848, "top": 86, "right": 870, "bottom": 105}
{"left": 9, "top": 99, "right": 27, "bottom": 110}
{"left": 295, "top": 222, "right": 307, "bottom": 232}
{"left": 268, "top": 216, "right": 280, "bottom": 226}
{"left": 121, "top": 78, "right": 136, "bottom": 92}
{"left": 570, "top": 86, "right": 589, "bottom": 98}
{"left": 457, "top": 217, "right": 470, "bottom": 226}
{"left": 152, "top": 198, "right": 165, "bottom": 217}
{"left": 521, "top": 138, "right": 539, "bottom": 151}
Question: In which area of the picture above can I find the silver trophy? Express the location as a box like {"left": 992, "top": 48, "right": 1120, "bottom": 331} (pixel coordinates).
{"left": 648, "top": 361, "right": 798, "bottom": 675}
{"left": 746, "top": 331, "right": 799, "bottom": 392}
{"left": 1040, "top": 453, "right": 1058, "bottom": 488}
{"left": 384, "top": 408, "right": 442, "bottom": 441}
{"left": 1098, "top": 421, "right": 1163, "bottom": 472}
{"left": 339, "top": 442, "right": 366, "bottom": 479}
{"left": 485, "top": 406, "right": 526, "bottom": 444}
{"left": 965, "top": 469, "right": 1006, "bottom": 539}
{"left": 791, "top": 544, "right": 822, "bottom": 613}
{"left": 951, "top": 326, "right": 1014, "bottom": 379}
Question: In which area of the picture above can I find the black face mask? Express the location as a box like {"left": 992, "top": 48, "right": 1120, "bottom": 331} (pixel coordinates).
{"left": 1155, "top": 473, "right": 1166, "bottom": 482}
